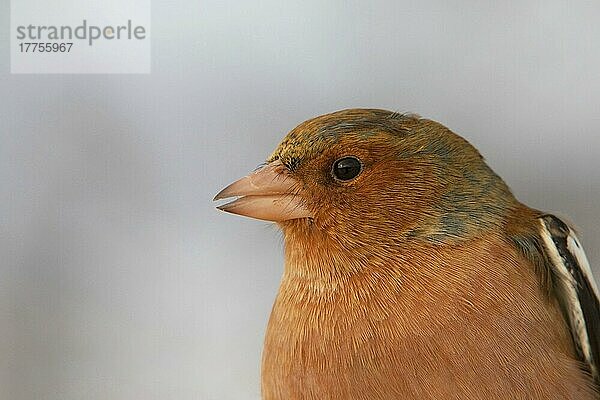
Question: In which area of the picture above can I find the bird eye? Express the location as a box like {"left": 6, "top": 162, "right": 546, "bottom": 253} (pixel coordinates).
{"left": 332, "top": 157, "right": 362, "bottom": 181}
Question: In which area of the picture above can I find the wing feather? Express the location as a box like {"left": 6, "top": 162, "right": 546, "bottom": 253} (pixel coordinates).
{"left": 538, "top": 214, "right": 600, "bottom": 383}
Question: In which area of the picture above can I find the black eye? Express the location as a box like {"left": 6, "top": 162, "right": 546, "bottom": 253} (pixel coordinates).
{"left": 332, "top": 157, "right": 362, "bottom": 181}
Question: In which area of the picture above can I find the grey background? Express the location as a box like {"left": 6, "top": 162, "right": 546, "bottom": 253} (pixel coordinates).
{"left": 1, "top": 1, "right": 599, "bottom": 399}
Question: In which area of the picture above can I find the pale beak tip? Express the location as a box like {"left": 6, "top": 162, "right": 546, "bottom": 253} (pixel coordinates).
{"left": 215, "top": 202, "right": 239, "bottom": 216}
{"left": 213, "top": 192, "right": 224, "bottom": 201}
{"left": 213, "top": 186, "right": 232, "bottom": 201}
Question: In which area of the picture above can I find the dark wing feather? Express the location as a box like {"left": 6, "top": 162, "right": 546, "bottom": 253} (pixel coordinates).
{"left": 538, "top": 214, "right": 600, "bottom": 383}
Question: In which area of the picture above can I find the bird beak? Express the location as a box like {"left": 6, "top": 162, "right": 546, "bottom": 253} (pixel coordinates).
{"left": 213, "top": 160, "right": 312, "bottom": 222}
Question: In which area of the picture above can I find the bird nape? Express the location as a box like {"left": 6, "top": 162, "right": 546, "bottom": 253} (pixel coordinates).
{"left": 214, "top": 108, "right": 600, "bottom": 400}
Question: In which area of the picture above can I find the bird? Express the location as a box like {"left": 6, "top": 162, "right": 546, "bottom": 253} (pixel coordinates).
{"left": 214, "top": 109, "right": 600, "bottom": 399}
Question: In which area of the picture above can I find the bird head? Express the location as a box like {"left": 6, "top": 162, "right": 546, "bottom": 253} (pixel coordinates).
{"left": 215, "top": 109, "right": 517, "bottom": 254}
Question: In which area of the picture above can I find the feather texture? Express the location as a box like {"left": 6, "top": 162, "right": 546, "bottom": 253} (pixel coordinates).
{"left": 538, "top": 215, "right": 600, "bottom": 383}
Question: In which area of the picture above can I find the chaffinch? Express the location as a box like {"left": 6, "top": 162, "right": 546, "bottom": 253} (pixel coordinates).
{"left": 214, "top": 109, "right": 599, "bottom": 399}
